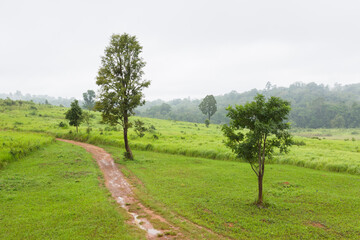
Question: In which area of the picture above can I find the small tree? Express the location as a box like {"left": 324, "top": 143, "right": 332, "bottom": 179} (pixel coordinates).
{"left": 96, "top": 33, "right": 150, "bottom": 160}
{"left": 134, "top": 120, "right": 147, "bottom": 138}
{"left": 204, "top": 119, "right": 210, "bottom": 128}
{"left": 83, "top": 90, "right": 96, "bottom": 110}
{"left": 199, "top": 95, "right": 217, "bottom": 123}
{"left": 65, "top": 100, "right": 83, "bottom": 133}
{"left": 82, "top": 111, "right": 94, "bottom": 134}
{"left": 222, "top": 94, "right": 292, "bottom": 206}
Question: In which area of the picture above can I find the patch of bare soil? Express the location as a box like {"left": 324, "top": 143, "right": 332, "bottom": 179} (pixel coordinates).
{"left": 310, "top": 222, "right": 327, "bottom": 229}
{"left": 56, "top": 139, "right": 178, "bottom": 239}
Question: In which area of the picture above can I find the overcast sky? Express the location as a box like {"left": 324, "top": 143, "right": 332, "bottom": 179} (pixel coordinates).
{"left": 1, "top": 0, "right": 359, "bottom": 101}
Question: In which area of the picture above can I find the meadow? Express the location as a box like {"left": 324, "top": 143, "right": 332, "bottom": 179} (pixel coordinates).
{"left": 1, "top": 101, "right": 359, "bottom": 175}
{"left": 1, "top": 100, "right": 360, "bottom": 239}
{"left": 0, "top": 130, "right": 54, "bottom": 169}
{"left": 107, "top": 148, "right": 360, "bottom": 239}
{"left": 0, "top": 141, "right": 144, "bottom": 239}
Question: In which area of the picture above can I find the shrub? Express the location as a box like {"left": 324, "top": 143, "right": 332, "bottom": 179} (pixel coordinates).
{"left": 58, "top": 121, "right": 68, "bottom": 128}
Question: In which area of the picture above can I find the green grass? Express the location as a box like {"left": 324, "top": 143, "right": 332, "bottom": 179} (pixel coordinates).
{"left": 1, "top": 102, "right": 360, "bottom": 175}
{"left": 2, "top": 101, "right": 360, "bottom": 239}
{"left": 0, "top": 141, "right": 144, "bottom": 239}
{"left": 0, "top": 131, "right": 54, "bottom": 169}
{"left": 273, "top": 137, "right": 360, "bottom": 175}
{"left": 106, "top": 147, "right": 360, "bottom": 239}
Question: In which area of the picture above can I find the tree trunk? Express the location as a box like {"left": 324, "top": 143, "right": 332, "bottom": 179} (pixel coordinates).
{"left": 76, "top": 125, "right": 78, "bottom": 133}
{"left": 257, "top": 174, "right": 263, "bottom": 205}
{"left": 123, "top": 116, "right": 133, "bottom": 160}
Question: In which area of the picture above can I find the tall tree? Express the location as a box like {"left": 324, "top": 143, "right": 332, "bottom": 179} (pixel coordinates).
{"left": 82, "top": 90, "right": 96, "bottom": 110}
{"left": 65, "top": 100, "right": 83, "bottom": 133}
{"left": 199, "top": 95, "right": 217, "bottom": 122}
{"left": 95, "top": 33, "right": 150, "bottom": 160}
{"left": 222, "top": 94, "right": 292, "bottom": 206}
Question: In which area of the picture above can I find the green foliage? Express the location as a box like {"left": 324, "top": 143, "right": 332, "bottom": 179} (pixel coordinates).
{"left": 82, "top": 90, "right": 96, "bottom": 110}
{"left": 82, "top": 111, "right": 94, "bottom": 134}
{"left": 58, "top": 121, "right": 68, "bottom": 128}
{"left": 199, "top": 95, "right": 217, "bottom": 121}
{"left": 204, "top": 119, "right": 210, "bottom": 128}
{"left": 145, "top": 103, "right": 171, "bottom": 118}
{"left": 223, "top": 94, "right": 292, "bottom": 205}
{"left": 331, "top": 114, "right": 346, "bottom": 128}
{"left": 134, "top": 120, "right": 147, "bottom": 138}
{"left": 95, "top": 33, "right": 150, "bottom": 160}
{"left": 65, "top": 100, "right": 83, "bottom": 133}
{"left": 136, "top": 82, "right": 360, "bottom": 128}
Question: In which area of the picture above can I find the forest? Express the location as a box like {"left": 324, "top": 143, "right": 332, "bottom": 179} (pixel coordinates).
{"left": 3, "top": 82, "right": 360, "bottom": 128}
{"left": 136, "top": 82, "right": 360, "bottom": 128}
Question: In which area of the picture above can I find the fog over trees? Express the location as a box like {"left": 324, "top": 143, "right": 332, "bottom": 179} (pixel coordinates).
{"left": 136, "top": 82, "right": 360, "bottom": 128}
{"left": 2, "top": 82, "right": 360, "bottom": 128}
{"left": 0, "top": 91, "right": 78, "bottom": 107}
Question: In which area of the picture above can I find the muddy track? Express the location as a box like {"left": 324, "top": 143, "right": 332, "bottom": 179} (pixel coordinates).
{"left": 57, "top": 138, "right": 178, "bottom": 239}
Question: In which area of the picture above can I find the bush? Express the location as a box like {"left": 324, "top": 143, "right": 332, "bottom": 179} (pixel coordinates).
{"left": 205, "top": 119, "right": 210, "bottom": 128}
{"left": 58, "top": 121, "right": 68, "bottom": 128}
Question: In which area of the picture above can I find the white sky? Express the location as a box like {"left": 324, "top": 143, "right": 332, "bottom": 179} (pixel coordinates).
{"left": 1, "top": 0, "right": 359, "bottom": 101}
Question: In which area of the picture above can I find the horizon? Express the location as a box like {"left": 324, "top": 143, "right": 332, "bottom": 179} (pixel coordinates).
{"left": 1, "top": 0, "right": 360, "bottom": 101}
{"left": 1, "top": 81, "right": 357, "bottom": 103}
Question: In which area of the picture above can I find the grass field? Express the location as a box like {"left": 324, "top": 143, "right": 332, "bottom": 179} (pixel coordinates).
{"left": 1, "top": 101, "right": 360, "bottom": 239}
{"left": 0, "top": 141, "right": 144, "bottom": 239}
{"left": 1, "top": 102, "right": 359, "bottom": 175}
{"left": 107, "top": 148, "right": 360, "bottom": 239}
{"left": 0, "top": 130, "right": 54, "bottom": 169}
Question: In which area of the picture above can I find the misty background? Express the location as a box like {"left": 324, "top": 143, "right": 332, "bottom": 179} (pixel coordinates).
{"left": 1, "top": 0, "right": 359, "bottom": 101}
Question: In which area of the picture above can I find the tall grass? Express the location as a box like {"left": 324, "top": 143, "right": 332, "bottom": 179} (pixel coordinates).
{"left": 0, "top": 131, "right": 54, "bottom": 168}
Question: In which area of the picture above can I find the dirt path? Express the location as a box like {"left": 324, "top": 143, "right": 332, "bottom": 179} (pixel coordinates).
{"left": 56, "top": 139, "right": 178, "bottom": 239}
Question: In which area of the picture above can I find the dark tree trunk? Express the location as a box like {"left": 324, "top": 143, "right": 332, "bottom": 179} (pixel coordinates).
{"left": 123, "top": 116, "right": 133, "bottom": 160}
{"left": 257, "top": 174, "right": 263, "bottom": 205}
{"left": 76, "top": 125, "right": 78, "bottom": 133}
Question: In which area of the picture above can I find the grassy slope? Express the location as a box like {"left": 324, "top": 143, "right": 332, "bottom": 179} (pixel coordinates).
{"left": 0, "top": 141, "right": 144, "bottom": 240}
{"left": 2, "top": 103, "right": 360, "bottom": 239}
{"left": 0, "top": 131, "right": 54, "bottom": 168}
{"left": 1, "top": 103, "right": 360, "bottom": 175}
{"left": 107, "top": 148, "right": 360, "bottom": 239}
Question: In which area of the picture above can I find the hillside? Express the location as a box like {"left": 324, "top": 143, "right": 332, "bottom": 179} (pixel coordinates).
{"left": 1, "top": 98, "right": 360, "bottom": 239}
{"left": 1, "top": 99, "right": 360, "bottom": 175}
{"left": 136, "top": 82, "right": 360, "bottom": 128}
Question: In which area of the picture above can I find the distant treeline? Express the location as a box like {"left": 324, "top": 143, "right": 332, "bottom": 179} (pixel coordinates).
{"left": 0, "top": 91, "right": 79, "bottom": 107}
{"left": 136, "top": 82, "right": 360, "bottom": 128}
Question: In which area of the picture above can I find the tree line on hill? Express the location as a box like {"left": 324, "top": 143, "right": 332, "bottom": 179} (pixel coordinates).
{"left": 0, "top": 91, "right": 79, "bottom": 107}
{"left": 136, "top": 82, "right": 360, "bottom": 128}
{"left": 3, "top": 82, "right": 360, "bottom": 128}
